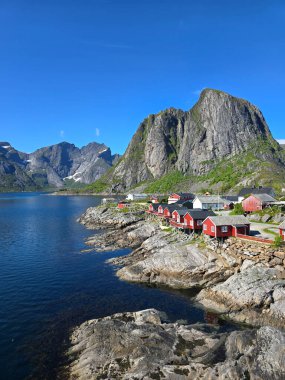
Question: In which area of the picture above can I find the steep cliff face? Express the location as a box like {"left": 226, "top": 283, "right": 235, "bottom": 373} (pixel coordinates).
{"left": 0, "top": 141, "right": 119, "bottom": 191}
{"left": 109, "top": 89, "right": 284, "bottom": 191}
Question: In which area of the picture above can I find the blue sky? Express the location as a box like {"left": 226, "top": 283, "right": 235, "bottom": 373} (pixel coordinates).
{"left": 0, "top": 0, "right": 284, "bottom": 154}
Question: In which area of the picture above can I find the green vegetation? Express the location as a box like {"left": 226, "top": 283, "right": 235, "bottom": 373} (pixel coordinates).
{"left": 144, "top": 171, "right": 188, "bottom": 193}
{"left": 273, "top": 235, "right": 283, "bottom": 248}
{"left": 263, "top": 228, "right": 279, "bottom": 237}
{"left": 63, "top": 178, "right": 86, "bottom": 190}
{"left": 230, "top": 203, "right": 244, "bottom": 215}
{"left": 83, "top": 178, "right": 109, "bottom": 193}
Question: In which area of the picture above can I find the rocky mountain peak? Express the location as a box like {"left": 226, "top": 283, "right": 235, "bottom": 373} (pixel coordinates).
{"left": 0, "top": 140, "right": 119, "bottom": 191}
{"left": 106, "top": 89, "right": 284, "bottom": 192}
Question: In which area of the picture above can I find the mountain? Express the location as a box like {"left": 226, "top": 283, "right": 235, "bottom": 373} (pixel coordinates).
{"left": 0, "top": 142, "right": 36, "bottom": 191}
{"left": 88, "top": 89, "right": 285, "bottom": 193}
{"left": 0, "top": 141, "right": 119, "bottom": 191}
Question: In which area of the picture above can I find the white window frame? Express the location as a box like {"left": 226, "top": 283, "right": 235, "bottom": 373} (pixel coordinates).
{"left": 211, "top": 226, "right": 215, "bottom": 233}
{"left": 203, "top": 224, "right": 207, "bottom": 230}
{"left": 221, "top": 226, "right": 228, "bottom": 233}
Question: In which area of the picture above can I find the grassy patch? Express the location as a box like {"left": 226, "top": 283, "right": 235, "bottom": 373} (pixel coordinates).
{"left": 144, "top": 171, "right": 189, "bottom": 193}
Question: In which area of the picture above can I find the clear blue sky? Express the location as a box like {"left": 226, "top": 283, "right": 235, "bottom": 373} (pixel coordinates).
{"left": 0, "top": 0, "right": 284, "bottom": 154}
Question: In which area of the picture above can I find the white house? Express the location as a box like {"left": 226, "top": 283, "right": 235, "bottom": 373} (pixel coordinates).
{"left": 193, "top": 195, "right": 230, "bottom": 210}
{"left": 126, "top": 193, "right": 147, "bottom": 201}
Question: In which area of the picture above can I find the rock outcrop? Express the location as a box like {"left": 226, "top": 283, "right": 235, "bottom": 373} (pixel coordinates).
{"left": 0, "top": 141, "right": 119, "bottom": 190}
{"left": 79, "top": 205, "right": 285, "bottom": 328}
{"left": 68, "top": 308, "right": 285, "bottom": 380}
{"left": 103, "top": 89, "right": 285, "bottom": 191}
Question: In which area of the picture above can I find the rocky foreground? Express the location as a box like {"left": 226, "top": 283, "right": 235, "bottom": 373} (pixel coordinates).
{"left": 67, "top": 205, "right": 285, "bottom": 379}
{"left": 68, "top": 309, "right": 285, "bottom": 380}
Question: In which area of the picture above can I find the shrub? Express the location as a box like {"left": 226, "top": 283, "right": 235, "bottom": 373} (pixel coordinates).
{"left": 230, "top": 203, "right": 244, "bottom": 215}
{"left": 273, "top": 235, "right": 283, "bottom": 248}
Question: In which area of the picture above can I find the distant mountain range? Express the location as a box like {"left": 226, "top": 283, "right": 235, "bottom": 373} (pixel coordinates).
{"left": 0, "top": 141, "right": 119, "bottom": 191}
{"left": 1, "top": 89, "right": 285, "bottom": 194}
{"left": 86, "top": 88, "right": 285, "bottom": 194}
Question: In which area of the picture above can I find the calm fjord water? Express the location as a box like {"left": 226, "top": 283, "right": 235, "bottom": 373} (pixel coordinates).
{"left": 0, "top": 193, "right": 221, "bottom": 379}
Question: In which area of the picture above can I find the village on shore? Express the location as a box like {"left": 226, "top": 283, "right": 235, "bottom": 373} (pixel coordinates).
{"left": 113, "top": 186, "right": 285, "bottom": 245}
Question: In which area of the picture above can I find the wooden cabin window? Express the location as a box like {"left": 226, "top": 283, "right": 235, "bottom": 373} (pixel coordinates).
{"left": 197, "top": 220, "right": 202, "bottom": 226}
{"left": 203, "top": 224, "right": 207, "bottom": 230}
{"left": 211, "top": 226, "right": 215, "bottom": 232}
{"left": 221, "top": 226, "right": 228, "bottom": 233}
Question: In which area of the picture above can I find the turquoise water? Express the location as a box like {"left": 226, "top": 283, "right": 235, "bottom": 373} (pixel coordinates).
{"left": 0, "top": 193, "right": 229, "bottom": 379}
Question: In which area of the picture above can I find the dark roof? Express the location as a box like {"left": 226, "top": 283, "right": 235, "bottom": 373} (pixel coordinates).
{"left": 164, "top": 204, "right": 180, "bottom": 212}
{"left": 152, "top": 203, "right": 161, "bottom": 211}
{"left": 174, "top": 199, "right": 193, "bottom": 207}
{"left": 169, "top": 192, "right": 195, "bottom": 198}
{"left": 172, "top": 208, "right": 189, "bottom": 216}
{"left": 157, "top": 203, "right": 168, "bottom": 208}
{"left": 222, "top": 195, "right": 239, "bottom": 202}
{"left": 238, "top": 187, "right": 274, "bottom": 197}
{"left": 185, "top": 209, "right": 216, "bottom": 219}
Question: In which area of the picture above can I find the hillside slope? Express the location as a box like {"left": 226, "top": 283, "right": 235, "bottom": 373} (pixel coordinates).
{"left": 87, "top": 89, "right": 285, "bottom": 193}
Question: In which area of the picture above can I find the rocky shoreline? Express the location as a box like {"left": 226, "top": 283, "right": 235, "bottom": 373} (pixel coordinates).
{"left": 79, "top": 205, "right": 285, "bottom": 328}
{"left": 68, "top": 309, "right": 285, "bottom": 380}
{"left": 66, "top": 204, "right": 285, "bottom": 379}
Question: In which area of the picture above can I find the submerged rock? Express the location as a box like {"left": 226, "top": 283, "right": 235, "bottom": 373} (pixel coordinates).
{"left": 68, "top": 309, "right": 285, "bottom": 380}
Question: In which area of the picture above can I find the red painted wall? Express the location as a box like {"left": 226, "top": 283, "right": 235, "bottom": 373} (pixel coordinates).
{"left": 118, "top": 203, "right": 128, "bottom": 209}
{"left": 172, "top": 210, "right": 185, "bottom": 223}
{"left": 242, "top": 195, "right": 262, "bottom": 212}
{"left": 202, "top": 218, "right": 216, "bottom": 237}
{"left": 184, "top": 214, "right": 204, "bottom": 230}
{"left": 202, "top": 218, "right": 237, "bottom": 237}
{"left": 163, "top": 208, "right": 171, "bottom": 217}
{"left": 158, "top": 206, "right": 164, "bottom": 214}
{"left": 280, "top": 228, "right": 285, "bottom": 241}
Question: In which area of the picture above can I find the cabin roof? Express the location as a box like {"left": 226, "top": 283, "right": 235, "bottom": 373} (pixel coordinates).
{"left": 152, "top": 203, "right": 162, "bottom": 211}
{"left": 185, "top": 209, "right": 216, "bottom": 219}
{"left": 207, "top": 215, "right": 250, "bottom": 227}
{"left": 173, "top": 208, "right": 189, "bottom": 216}
{"left": 164, "top": 204, "right": 181, "bottom": 212}
{"left": 238, "top": 187, "right": 274, "bottom": 196}
{"left": 169, "top": 192, "right": 195, "bottom": 198}
{"left": 250, "top": 194, "right": 276, "bottom": 202}
{"left": 194, "top": 195, "right": 230, "bottom": 204}
{"left": 222, "top": 195, "right": 239, "bottom": 202}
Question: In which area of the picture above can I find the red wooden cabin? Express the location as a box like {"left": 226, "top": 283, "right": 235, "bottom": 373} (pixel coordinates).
{"left": 147, "top": 203, "right": 162, "bottom": 214}
{"left": 203, "top": 216, "right": 250, "bottom": 238}
{"left": 279, "top": 221, "right": 285, "bottom": 241}
{"left": 184, "top": 210, "right": 216, "bottom": 231}
{"left": 117, "top": 201, "right": 130, "bottom": 209}
{"left": 168, "top": 192, "right": 195, "bottom": 204}
{"left": 242, "top": 194, "right": 276, "bottom": 212}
